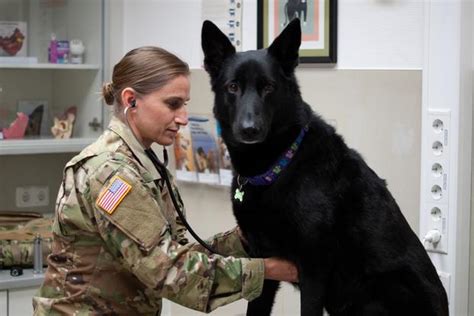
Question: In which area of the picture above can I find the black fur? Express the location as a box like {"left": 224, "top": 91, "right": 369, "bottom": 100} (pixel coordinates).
{"left": 201, "top": 19, "right": 449, "bottom": 316}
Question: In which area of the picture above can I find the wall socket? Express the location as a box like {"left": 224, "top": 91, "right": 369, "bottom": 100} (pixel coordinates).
{"left": 15, "top": 186, "right": 49, "bottom": 208}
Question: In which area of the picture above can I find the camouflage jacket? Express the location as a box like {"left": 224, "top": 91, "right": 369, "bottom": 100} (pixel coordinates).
{"left": 0, "top": 216, "right": 53, "bottom": 268}
{"left": 33, "top": 116, "right": 264, "bottom": 315}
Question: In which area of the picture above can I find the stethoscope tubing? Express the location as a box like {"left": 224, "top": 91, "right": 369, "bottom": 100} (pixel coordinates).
{"left": 123, "top": 106, "right": 222, "bottom": 256}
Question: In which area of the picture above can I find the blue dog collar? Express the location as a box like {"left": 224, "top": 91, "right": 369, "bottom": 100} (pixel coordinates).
{"left": 240, "top": 124, "right": 309, "bottom": 186}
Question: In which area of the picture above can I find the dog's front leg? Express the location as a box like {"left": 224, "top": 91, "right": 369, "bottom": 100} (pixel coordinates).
{"left": 299, "top": 267, "right": 326, "bottom": 316}
{"left": 246, "top": 279, "right": 280, "bottom": 316}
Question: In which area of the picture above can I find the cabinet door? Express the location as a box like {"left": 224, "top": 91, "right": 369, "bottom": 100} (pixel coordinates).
{"left": 8, "top": 286, "right": 38, "bottom": 316}
{"left": 0, "top": 290, "right": 7, "bottom": 316}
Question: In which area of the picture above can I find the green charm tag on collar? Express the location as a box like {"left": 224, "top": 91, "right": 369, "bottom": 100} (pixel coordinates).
{"left": 234, "top": 188, "right": 244, "bottom": 202}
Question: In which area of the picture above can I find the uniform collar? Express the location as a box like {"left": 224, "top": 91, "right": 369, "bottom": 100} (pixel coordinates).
{"left": 108, "top": 116, "right": 162, "bottom": 180}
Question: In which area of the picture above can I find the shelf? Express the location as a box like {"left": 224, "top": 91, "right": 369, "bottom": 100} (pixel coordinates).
{"left": 0, "top": 63, "right": 100, "bottom": 70}
{"left": 177, "top": 179, "right": 231, "bottom": 189}
{"left": 0, "top": 138, "right": 96, "bottom": 155}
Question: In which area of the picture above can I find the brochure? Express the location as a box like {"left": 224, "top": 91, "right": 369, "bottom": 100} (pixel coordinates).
{"left": 174, "top": 124, "right": 198, "bottom": 182}
{"left": 216, "top": 121, "right": 233, "bottom": 186}
{"left": 188, "top": 116, "right": 220, "bottom": 184}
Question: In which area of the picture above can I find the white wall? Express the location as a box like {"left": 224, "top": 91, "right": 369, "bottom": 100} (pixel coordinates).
{"left": 419, "top": 2, "right": 472, "bottom": 315}
{"left": 119, "top": 0, "right": 423, "bottom": 69}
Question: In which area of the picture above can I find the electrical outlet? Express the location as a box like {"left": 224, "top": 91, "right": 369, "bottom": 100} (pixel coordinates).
{"left": 423, "top": 203, "right": 448, "bottom": 254}
{"left": 15, "top": 186, "right": 49, "bottom": 208}
{"left": 422, "top": 109, "right": 451, "bottom": 254}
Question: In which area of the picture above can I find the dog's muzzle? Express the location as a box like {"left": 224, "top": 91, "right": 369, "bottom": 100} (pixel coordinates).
{"left": 234, "top": 124, "right": 267, "bottom": 144}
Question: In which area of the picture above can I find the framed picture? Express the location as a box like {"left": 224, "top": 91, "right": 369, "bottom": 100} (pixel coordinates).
{"left": 257, "top": 0, "right": 337, "bottom": 63}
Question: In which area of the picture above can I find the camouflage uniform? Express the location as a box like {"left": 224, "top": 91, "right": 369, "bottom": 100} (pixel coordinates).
{"left": 0, "top": 217, "right": 53, "bottom": 268}
{"left": 33, "top": 116, "right": 264, "bottom": 315}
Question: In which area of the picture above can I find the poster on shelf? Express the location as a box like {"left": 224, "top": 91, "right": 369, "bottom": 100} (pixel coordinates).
{"left": 189, "top": 115, "right": 220, "bottom": 184}
{"left": 174, "top": 124, "right": 198, "bottom": 182}
{"left": 216, "top": 121, "right": 233, "bottom": 186}
{"left": 0, "top": 21, "right": 27, "bottom": 57}
{"left": 18, "top": 100, "right": 50, "bottom": 137}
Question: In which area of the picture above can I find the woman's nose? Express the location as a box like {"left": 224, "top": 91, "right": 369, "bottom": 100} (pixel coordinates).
{"left": 175, "top": 106, "right": 188, "bottom": 126}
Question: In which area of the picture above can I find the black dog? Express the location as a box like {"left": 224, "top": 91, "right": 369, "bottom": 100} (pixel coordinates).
{"left": 201, "top": 19, "right": 449, "bottom": 316}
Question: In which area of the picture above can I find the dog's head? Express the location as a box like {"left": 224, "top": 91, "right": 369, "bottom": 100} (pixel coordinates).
{"left": 202, "top": 19, "right": 302, "bottom": 144}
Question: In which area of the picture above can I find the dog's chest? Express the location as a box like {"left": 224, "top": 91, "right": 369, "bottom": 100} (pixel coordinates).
{"left": 231, "top": 182, "right": 297, "bottom": 256}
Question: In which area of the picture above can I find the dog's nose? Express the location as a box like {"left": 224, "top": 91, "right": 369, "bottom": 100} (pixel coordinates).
{"left": 241, "top": 126, "right": 261, "bottom": 139}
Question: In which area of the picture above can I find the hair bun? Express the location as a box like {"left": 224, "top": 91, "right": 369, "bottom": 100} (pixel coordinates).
{"left": 102, "top": 82, "right": 115, "bottom": 105}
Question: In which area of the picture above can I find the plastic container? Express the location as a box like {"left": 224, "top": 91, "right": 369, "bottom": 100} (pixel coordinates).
{"left": 48, "top": 33, "right": 57, "bottom": 63}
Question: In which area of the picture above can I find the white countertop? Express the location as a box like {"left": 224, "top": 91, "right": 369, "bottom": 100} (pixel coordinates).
{"left": 0, "top": 269, "right": 44, "bottom": 290}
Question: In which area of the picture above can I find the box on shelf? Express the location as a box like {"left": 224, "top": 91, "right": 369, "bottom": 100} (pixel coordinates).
{"left": 0, "top": 21, "right": 27, "bottom": 57}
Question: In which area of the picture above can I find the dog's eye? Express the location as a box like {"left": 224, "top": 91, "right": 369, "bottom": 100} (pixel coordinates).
{"left": 264, "top": 84, "right": 274, "bottom": 94}
{"left": 227, "top": 83, "right": 239, "bottom": 94}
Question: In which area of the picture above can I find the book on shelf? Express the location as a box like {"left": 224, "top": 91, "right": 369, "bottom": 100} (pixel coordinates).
{"left": 174, "top": 124, "right": 198, "bottom": 182}
{"left": 188, "top": 115, "right": 220, "bottom": 185}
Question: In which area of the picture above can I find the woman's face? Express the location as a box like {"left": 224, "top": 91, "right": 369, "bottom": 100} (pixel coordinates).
{"left": 129, "top": 75, "right": 190, "bottom": 147}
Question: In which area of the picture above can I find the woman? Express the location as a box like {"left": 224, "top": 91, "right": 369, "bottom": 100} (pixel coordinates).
{"left": 33, "top": 46, "right": 297, "bottom": 315}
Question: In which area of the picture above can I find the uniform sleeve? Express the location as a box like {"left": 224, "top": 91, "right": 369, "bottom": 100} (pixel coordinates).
{"left": 88, "top": 164, "right": 264, "bottom": 313}
{"left": 184, "top": 227, "right": 249, "bottom": 258}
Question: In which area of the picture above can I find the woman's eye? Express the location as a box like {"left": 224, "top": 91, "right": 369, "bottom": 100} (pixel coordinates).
{"left": 167, "top": 101, "right": 183, "bottom": 109}
{"left": 227, "top": 83, "right": 239, "bottom": 93}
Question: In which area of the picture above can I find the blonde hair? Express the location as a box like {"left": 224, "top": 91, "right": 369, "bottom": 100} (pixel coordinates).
{"left": 102, "top": 46, "right": 190, "bottom": 114}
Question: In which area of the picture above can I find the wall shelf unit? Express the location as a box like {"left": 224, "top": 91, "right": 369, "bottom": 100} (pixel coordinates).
{"left": 0, "top": 0, "right": 106, "bottom": 156}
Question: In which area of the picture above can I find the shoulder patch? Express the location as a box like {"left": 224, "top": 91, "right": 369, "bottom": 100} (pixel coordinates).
{"left": 96, "top": 175, "right": 132, "bottom": 214}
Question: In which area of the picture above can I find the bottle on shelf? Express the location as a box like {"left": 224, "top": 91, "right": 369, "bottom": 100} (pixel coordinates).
{"left": 48, "top": 33, "right": 57, "bottom": 63}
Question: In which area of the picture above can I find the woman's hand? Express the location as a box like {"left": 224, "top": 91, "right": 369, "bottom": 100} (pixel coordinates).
{"left": 263, "top": 257, "right": 298, "bottom": 283}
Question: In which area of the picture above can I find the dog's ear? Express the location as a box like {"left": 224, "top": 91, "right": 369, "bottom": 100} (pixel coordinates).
{"left": 202, "top": 20, "right": 236, "bottom": 77}
{"left": 267, "top": 18, "right": 301, "bottom": 74}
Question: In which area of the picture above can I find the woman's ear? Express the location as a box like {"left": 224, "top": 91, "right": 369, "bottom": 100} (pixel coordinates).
{"left": 121, "top": 88, "right": 137, "bottom": 109}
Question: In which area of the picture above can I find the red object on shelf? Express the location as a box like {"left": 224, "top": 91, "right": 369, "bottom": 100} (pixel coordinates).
{"left": 2, "top": 112, "right": 29, "bottom": 139}
{"left": 0, "top": 27, "right": 25, "bottom": 56}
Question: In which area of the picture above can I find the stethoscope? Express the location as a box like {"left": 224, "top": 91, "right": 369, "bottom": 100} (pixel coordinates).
{"left": 123, "top": 103, "right": 221, "bottom": 255}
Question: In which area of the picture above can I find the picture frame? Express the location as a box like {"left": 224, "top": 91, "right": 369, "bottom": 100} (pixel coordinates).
{"left": 257, "top": 0, "right": 337, "bottom": 64}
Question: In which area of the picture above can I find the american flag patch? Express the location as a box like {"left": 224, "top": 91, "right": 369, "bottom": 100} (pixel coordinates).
{"left": 96, "top": 176, "right": 132, "bottom": 214}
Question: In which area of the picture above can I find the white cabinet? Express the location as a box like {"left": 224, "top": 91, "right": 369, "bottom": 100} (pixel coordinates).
{"left": 0, "top": 269, "right": 44, "bottom": 315}
{"left": 8, "top": 286, "right": 38, "bottom": 316}
{"left": 0, "top": 290, "right": 6, "bottom": 315}
{"left": 0, "top": 0, "right": 105, "bottom": 155}
{"left": 0, "top": 286, "right": 39, "bottom": 316}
